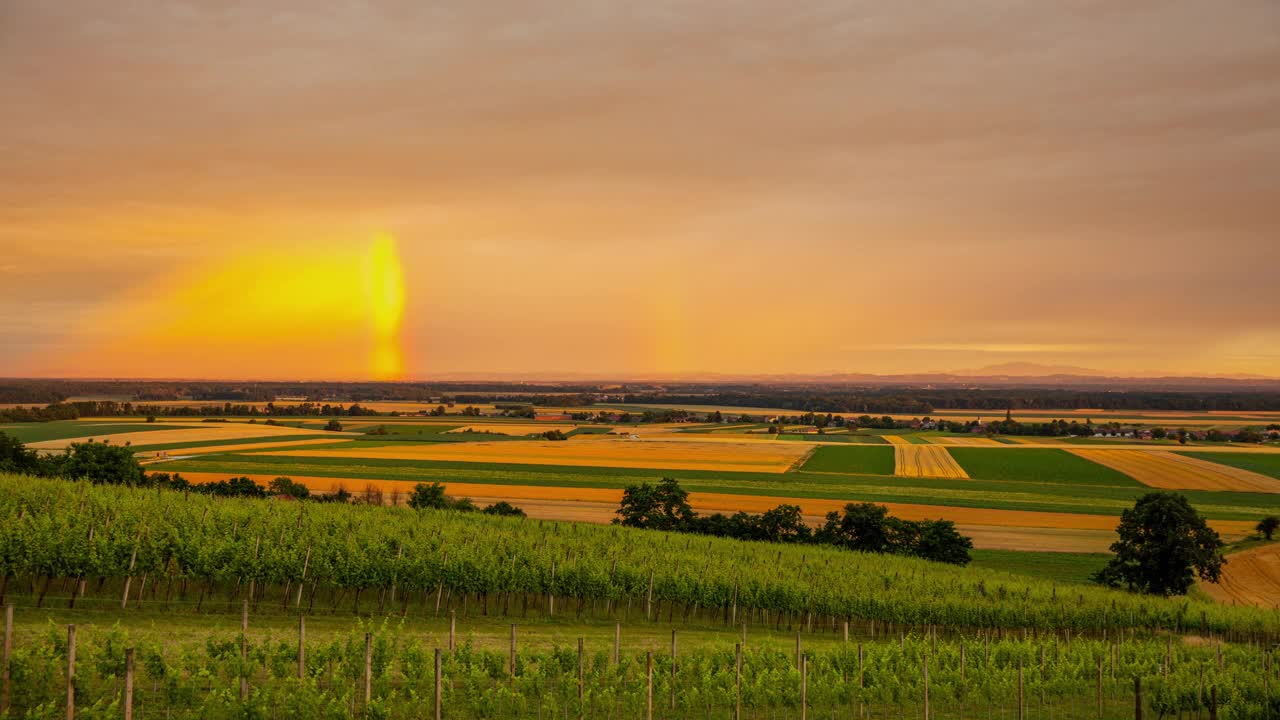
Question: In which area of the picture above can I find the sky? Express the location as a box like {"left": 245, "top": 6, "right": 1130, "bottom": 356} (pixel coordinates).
{"left": 2, "top": 1, "right": 1278, "bottom": 380}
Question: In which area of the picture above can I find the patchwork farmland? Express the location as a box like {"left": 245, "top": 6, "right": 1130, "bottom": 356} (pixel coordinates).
{"left": 5, "top": 409, "right": 1280, "bottom": 605}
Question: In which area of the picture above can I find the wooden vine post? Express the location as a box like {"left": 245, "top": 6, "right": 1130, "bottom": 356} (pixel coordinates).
{"left": 1, "top": 604, "right": 11, "bottom": 716}
{"left": 239, "top": 599, "right": 249, "bottom": 701}
{"left": 363, "top": 633, "right": 373, "bottom": 711}
{"left": 65, "top": 624, "right": 76, "bottom": 720}
{"left": 734, "top": 642, "right": 742, "bottom": 720}
{"left": 123, "top": 648, "right": 135, "bottom": 720}
{"left": 297, "top": 616, "right": 306, "bottom": 679}
{"left": 433, "top": 648, "right": 442, "bottom": 720}
{"left": 645, "top": 652, "right": 653, "bottom": 720}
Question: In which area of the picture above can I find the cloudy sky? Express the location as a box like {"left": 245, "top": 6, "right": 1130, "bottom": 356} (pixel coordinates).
{"left": 2, "top": 1, "right": 1278, "bottom": 379}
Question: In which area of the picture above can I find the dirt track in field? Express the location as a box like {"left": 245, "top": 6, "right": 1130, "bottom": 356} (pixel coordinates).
{"left": 162, "top": 472, "right": 1256, "bottom": 552}
{"left": 1200, "top": 544, "right": 1280, "bottom": 608}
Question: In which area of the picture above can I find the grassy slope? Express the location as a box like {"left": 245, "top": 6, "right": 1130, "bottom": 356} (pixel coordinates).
{"left": 0, "top": 421, "right": 191, "bottom": 443}
{"left": 157, "top": 452, "right": 1279, "bottom": 519}
{"left": 947, "top": 448, "right": 1140, "bottom": 487}
{"left": 800, "top": 445, "right": 895, "bottom": 475}
{"left": 1180, "top": 451, "right": 1280, "bottom": 479}
{"left": 129, "top": 433, "right": 340, "bottom": 452}
{"left": 968, "top": 550, "right": 1111, "bottom": 586}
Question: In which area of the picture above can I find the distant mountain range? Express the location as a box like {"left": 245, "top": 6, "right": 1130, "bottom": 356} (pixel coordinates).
{"left": 419, "top": 363, "right": 1280, "bottom": 389}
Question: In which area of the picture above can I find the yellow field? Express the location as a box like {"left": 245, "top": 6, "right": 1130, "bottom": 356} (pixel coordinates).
{"left": 882, "top": 436, "right": 911, "bottom": 446}
{"left": 1069, "top": 449, "right": 1280, "bottom": 493}
{"left": 259, "top": 438, "right": 812, "bottom": 473}
{"left": 28, "top": 423, "right": 354, "bottom": 450}
{"left": 447, "top": 424, "right": 576, "bottom": 436}
{"left": 1200, "top": 544, "right": 1280, "bottom": 607}
{"left": 894, "top": 444, "right": 969, "bottom": 479}
{"left": 929, "top": 436, "right": 1002, "bottom": 446}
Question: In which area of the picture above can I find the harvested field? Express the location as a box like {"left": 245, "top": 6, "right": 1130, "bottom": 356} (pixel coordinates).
{"left": 1200, "top": 544, "right": 1280, "bottom": 608}
{"left": 27, "top": 423, "right": 353, "bottom": 450}
{"left": 894, "top": 444, "right": 969, "bottom": 479}
{"left": 447, "top": 424, "right": 575, "bottom": 436}
{"left": 259, "top": 438, "right": 812, "bottom": 473}
{"left": 164, "top": 472, "right": 1256, "bottom": 550}
{"left": 1069, "top": 449, "right": 1280, "bottom": 493}
{"left": 883, "top": 436, "right": 911, "bottom": 446}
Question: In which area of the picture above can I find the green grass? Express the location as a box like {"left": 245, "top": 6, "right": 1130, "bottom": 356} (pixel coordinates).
{"left": 360, "top": 423, "right": 461, "bottom": 435}
{"left": 566, "top": 426, "right": 613, "bottom": 436}
{"left": 0, "top": 421, "right": 190, "bottom": 443}
{"left": 800, "top": 446, "right": 895, "bottom": 475}
{"left": 1180, "top": 451, "right": 1280, "bottom": 480}
{"left": 967, "top": 550, "right": 1111, "bottom": 586}
{"left": 127, "top": 433, "right": 340, "bottom": 453}
{"left": 947, "top": 448, "right": 1140, "bottom": 487}
{"left": 778, "top": 433, "right": 851, "bottom": 442}
{"left": 847, "top": 434, "right": 887, "bottom": 444}
{"left": 155, "top": 452, "right": 1280, "bottom": 520}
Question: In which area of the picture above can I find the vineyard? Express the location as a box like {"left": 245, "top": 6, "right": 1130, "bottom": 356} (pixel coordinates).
{"left": 1, "top": 613, "right": 1276, "bottom": 719}
{"left": 0, "top": 473, "right": 1276, "bottom": 637}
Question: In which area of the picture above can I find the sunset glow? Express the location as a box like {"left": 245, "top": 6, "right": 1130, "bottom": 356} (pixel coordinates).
{"left": 1, "top": 2, "right": 1278, "bottom": 380}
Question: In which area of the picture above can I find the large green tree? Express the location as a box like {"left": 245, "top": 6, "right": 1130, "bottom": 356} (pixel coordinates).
{"left": 1093, "top": 492, "right": 1225, "bottom": 596}
{"left": 56, "top": 440, "right": 146, "bottom": 486}
{"left": 614, "top": 477, "right": 695, "bottom": 530}
{"left": 817, "top": 502, "right": 891, "bottom": 553}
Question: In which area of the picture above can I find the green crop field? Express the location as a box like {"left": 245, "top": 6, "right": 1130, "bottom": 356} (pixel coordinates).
{"left": 946, "top": 448, "right": 1140, "bottom": 486}
{"left": 126, "top": 433, "right": 341, "bottom": 453}
{"left": 0, "top": 421, "right": 189, "bottom": 443}
{"left": 1180, "top": 451, "right": 1280, "bottom": 479}
{"left": 799, "top": 445, "right": 895, "bottom": 475}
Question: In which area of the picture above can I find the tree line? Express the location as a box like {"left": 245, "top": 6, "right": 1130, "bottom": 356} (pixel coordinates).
{"left": 613, "top": 478, "right": 974, "bottom": 565}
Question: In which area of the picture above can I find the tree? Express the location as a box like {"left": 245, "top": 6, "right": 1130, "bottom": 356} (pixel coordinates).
{"left": 407, "top": 482, "right": 449, "bottom": 510}
{"left": 1093, "top": 492, "right": 1226, "bottom": 595}
{"left": 0, "top": 431, "right": 48, "bottom": 476}
{"left": 482, "top": 501, "right": 527, "bottom": 517}
{"left": 324, "top": 419, "right": 344, "bottom": 432}
{"left": 754, "top": 504, "right": 811, "bottom": 543}
{"left": 58, "top": 440, "right": 146, "bottom": 486}
{"left": 1257, "top": 515, "right": 1280, "bottom": 541}
{"left": 614, "top": 477, "right": 695, "bottom": 530}
{"left": 817, "top": 502, "right": 890, "bottom": 553}
{"left": 912, "top": 519, "right": 973, "bottom": 565}
{"left": 269, "top": 476, "right": 310, "bottom": 499}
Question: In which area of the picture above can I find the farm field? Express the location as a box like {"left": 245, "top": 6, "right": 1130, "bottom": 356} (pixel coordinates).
{"left": 892, "top": 443, "right": 969, "bottom": 478}
{"left": 946, "top": 448, "right": 1139, "bottom": 486}
{"left": 1070, "top": 448, "right": 1280, "bottom": 493}
{"left": 150, "top": 471, "right": 1258, "bottom": 555}
{"left": 156, "top": 449, "right": 1279, "bottom": 522}
{"left": 1181, "top": 450, "right": 1280, "bottom": 479}
{"left": 11, "top": 419, "right": 358, "bottom": 451}
{"left": 798, "top": 445, "right": 895, "bottom": 475}
{"left": 259, "top": 438, "right": 814, "bottom": 473}
{"left": 448, "top": 423, "right": 576, "bottom": 435}
{"left": 0, "top": 421, "right": 194, "bottom": 443}
{"left": 1199, "top": 543, "right": 1280, "bottom": 607}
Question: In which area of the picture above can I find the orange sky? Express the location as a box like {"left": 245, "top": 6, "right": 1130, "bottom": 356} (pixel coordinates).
{"left": 1, "top": 2, "right": 1278, "bottom": 380}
